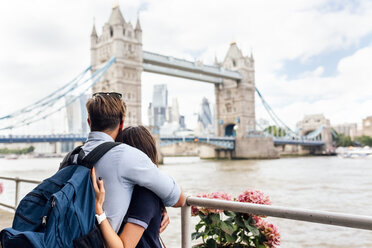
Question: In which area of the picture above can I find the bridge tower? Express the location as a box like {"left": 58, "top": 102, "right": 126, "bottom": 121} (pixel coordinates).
{"left": 297, "top": 114, "right": 334, "bottom": 153}
{"left": 90, "top": 5, "right": 143, "bottom": 125}
{"left": 215, "top": 43, "right": 278, "bottom": 158}
{"left": 216, "top": 42, "right": 256, "bottom": 138}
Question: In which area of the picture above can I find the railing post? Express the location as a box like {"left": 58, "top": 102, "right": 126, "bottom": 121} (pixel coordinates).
{"left": 181, "top": 204, "right": 191, "bottom": 248}
{"left": 15, "top": 177, "right": 20, "bottom": 207}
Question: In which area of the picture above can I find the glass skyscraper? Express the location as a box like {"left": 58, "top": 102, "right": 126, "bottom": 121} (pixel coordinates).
{"left": 152, "top": 84, "right": 168, "bottom": 129}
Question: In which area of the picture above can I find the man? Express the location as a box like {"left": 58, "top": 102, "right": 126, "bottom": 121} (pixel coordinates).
{"left": 83, "top": 92, "right": 185, "bottom": 233}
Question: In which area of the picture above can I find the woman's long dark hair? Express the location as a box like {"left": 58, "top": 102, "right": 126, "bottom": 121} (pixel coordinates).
{"left": 116, "top": 125, "right": 158, "bottom": 166}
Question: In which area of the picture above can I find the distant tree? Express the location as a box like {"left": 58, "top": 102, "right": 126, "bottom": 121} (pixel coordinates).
{"left": 27, "top": 146, "right": 35, "bottom": 153}
{"left": 355, "top": 135, "right": 372, "bottom": 146}
{"left": 264, "top": 125, "right": 287, "bottom": 137}
{"left": 0, "top": 148, "right": 9, "bottom": 154}
{"left": 0, "top": 145, "right": 35, "bottom": 154}
{"left": 334, "top": 134, "right": 353, "bottom": 147}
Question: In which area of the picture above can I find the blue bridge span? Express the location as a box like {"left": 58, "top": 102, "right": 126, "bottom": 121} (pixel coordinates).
{"left": 0, "top": 134, "right": 324, "bottom": 150}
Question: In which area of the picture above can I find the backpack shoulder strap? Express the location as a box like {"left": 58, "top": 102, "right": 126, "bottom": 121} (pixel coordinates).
{"left": 59, "top": 145, "right": 84, "bottom": 170}
{"left": 82, "top": 142, "right": 121, "bottom": 169}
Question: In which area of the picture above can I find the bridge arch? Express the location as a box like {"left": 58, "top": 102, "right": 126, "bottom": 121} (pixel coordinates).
{"left": 224, "top": 124, "right": 236, "bottom": 137}
{"left": 307, "top": 131, "right": 321, "bottom": 140}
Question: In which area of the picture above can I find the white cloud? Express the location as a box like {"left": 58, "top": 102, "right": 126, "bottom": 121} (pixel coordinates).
{"left": 257, "top": 43, "right": 372, "bottom": 128}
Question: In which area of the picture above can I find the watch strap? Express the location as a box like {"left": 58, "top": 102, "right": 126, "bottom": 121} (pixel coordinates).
{"left": 95, "top": 212, "right": 106, "bottom": 225}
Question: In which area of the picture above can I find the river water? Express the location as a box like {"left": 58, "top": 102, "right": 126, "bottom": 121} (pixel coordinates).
{"left": 0, "top": 156, "right": 371, "bottom": 247}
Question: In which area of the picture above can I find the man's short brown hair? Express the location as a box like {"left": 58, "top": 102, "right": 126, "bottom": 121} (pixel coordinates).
{"left": 86, "top": 93, "right": 126, "bottom": 131}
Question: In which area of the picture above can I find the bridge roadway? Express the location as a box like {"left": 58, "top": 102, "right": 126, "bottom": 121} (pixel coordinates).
{"left": 0, "top": 134, "right": 324, "bottom": 148}
{"left": 0, "top": 134, "right": 86, "bottom": 143}
{"left": 160, "top": 136, "right": 235, "bottom": 150}
{"left": 142, "top": 51, "right": 242, "bottom": 84}
{"left": 273, "top": 137, "right": 324, "bottom": 146}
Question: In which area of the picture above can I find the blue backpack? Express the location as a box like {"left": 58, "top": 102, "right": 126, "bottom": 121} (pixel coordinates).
{"left": 0, "top": 142, "right": 120, "bottom": 248}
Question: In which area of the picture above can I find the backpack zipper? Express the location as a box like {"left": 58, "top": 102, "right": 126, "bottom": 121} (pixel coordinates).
{"left": 42, "top": 216, "right": 47, "bottom": 226}
{"left": 42, "top": 197, "right": 56, "bottom": 227}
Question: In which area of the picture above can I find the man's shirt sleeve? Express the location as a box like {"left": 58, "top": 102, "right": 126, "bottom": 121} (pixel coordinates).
{"left": 119, "top": 146, "right": 181, "bottom": 207}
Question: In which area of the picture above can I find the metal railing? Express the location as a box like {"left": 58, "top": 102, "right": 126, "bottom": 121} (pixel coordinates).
{"left": 0, "top": 176, "right": 41, "bottom": 210}
{"left": 2, "top": 177, "right": 372, "bottom": 246}
{"left": 181, "top": 197, "right": 372, "bottom": 248}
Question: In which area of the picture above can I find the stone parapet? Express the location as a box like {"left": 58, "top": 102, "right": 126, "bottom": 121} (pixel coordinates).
{"left": 234, "top": 137, "right": 279, "bottom": 159}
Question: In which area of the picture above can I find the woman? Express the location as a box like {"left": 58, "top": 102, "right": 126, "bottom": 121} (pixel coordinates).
{"left": 92, "top": 126, "right": 166, "bottom": 248}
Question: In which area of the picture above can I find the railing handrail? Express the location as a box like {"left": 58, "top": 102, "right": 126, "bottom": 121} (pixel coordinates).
{"left": 0, "top": 176, "right": 41, "bottom": 210}
{"left": 0, "top": 176, "right": 41, "bottom": 185}
{"left": 181, "top": 196, "right": 372, "bottom": 248}
{"left": 186, "top": 197, "right": 372, "bottom": 230}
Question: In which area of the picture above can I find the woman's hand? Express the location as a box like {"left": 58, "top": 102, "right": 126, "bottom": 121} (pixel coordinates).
{"left": 91, "top": 167, "right": 105, "bottom": 215}
{"left": 91, "top": 168, "right": 143, "bottom": 248}
{"left": 159, "top": 209, "right": 170, "bottom": 234}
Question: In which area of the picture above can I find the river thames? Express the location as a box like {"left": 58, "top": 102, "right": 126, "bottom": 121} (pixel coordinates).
{"left": 0, "top": 156, "right": 371, "bottom": 247}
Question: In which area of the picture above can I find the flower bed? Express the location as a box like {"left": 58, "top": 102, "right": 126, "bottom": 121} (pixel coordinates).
{"left": 191, "top": 190, "right": 280, "bottom": 248}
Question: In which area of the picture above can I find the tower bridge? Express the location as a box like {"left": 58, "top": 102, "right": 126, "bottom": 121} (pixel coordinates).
{"left": 0, "top": 5, "right": 334, "bottom": 157}
{"left": 89, "top": 5, "right": 278, "bottom": 158}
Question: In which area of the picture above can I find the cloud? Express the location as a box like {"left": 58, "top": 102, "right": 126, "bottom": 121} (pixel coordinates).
{"left": 257, "top": 43, "right": 372, "bottom": 128}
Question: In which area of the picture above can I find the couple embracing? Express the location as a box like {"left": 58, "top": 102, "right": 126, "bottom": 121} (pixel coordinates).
{"left": 84, "top": 92, "right": 185, "bottom": 247}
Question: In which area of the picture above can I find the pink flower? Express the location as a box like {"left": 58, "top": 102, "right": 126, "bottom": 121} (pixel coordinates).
{"left": 253, "top": 216, "right": 280, "bottom": 248}
{"left": 191, "top": 206, "right": 199, "bottom": 216}
{"left": 207, "top": 192, "right": 232, "bottom": 201}
{"left": 237, "top": 189, "right": 271, "bottom": 205}
{"left": 191, "top": 192, "right": 232, "bottom": 216}
{"left": 0, "top": 182, "right": 3, "bottom": 194}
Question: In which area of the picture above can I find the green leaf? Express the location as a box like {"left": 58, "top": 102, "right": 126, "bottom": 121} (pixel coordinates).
{"left": 206, "top": 239, "right": 217, "bottom": 248}
{"left": 220, "top": 221, "right": 235, "bottom": 235}
{"left": 246, "top": 223, "right": 260, "bottom": 237}
{"left": 224, "top": 211, "right": 236, "bottom": 217}
{"left": 224, "top": 219, "right": 238, "bottom": 231}
{"left": 258, "top": 245, "right": 266, "bottom": 248}
{"left": 204, "top": 215, "right": 212, "bottom": 225}
{"left": 195, "top": 223, "right": 204, "bottom": 232}
{"left": 213, "top": 226, "right": 220, "bottom": 235}
{"left": 210, "top": 213, "right": 221, "bottom": 224}
{"left": 226, "top": 217, "right": 235, "bottom": 223}
{"left": 225, "top": 233, "right": 237, "bottom": 243}
{"left": 235, "top": 215, "right": 245, "bottom": 228}
{"left": 191, "top": 232, "right": 204, "bottom": 240}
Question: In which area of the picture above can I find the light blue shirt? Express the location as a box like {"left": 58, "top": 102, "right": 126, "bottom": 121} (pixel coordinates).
{"left": 83, "top": 131, "right": 181, "bottom": 233}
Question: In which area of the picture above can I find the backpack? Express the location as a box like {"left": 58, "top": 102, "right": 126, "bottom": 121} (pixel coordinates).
{"left": 0, "top": 142, "right": 121, "bottom": 248}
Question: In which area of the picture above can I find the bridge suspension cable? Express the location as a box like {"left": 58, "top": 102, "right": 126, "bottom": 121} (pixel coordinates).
{"left": 255, "top": 88, "right": 325, "bottom": 142}
{"left": 255, "top": 88, "right": 298, "bottom": 137}
{"left": 0, "top": 66, "right": 91, "bottom": 121}
{"left": 0, "top": 57, "right": 116, "bottom": 131}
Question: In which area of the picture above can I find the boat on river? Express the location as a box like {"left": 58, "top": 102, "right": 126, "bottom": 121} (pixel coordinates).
{"left": 336, "top": 146, "right": 372, "bottom": 158}
{"left": 5, "top": 154, "right": 19, "bottom": 160}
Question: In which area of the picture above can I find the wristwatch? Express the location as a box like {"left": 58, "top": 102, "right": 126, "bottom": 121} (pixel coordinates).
{"left": 95, "top": 212, "right": 106, "bottom": 225}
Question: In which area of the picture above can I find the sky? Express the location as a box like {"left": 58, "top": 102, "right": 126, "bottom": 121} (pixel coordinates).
{"left": 0, "top": 0, "right": 371, "bottom": 134}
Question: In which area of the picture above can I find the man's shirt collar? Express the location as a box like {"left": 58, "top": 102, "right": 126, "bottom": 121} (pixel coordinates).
{"left": 86, "top": 131, "right": 115, "bottom": 142}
